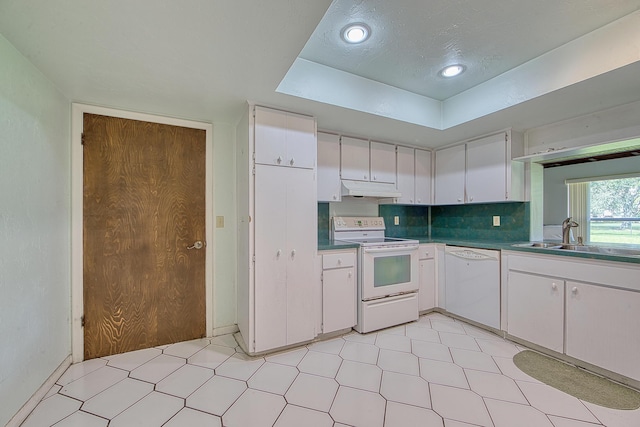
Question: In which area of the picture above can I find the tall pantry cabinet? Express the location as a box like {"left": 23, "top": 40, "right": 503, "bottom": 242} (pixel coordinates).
{"left": 236, "top": 105, "right": 318, "bottom": 354}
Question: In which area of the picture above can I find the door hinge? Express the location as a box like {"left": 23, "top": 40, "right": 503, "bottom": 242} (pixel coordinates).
{"left": 505, "top": 133, "right": 509, "bottom": 142}
{"left": 81, "top": 133, "right": 85, "bottom": 145}
{"left": 252, "top": 255, "right": 256, "bottom": 264}
{"left": 81, "top": 315, "right": 85, "bottom": 328}
{"left": 252, "top": 167, "right": 255, "bottom": 175}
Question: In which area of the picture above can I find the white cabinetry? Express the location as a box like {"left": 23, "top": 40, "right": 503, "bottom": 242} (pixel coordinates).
{"left": 418, "top": 244, "right": 436, "bottom": 311}
{"left": 397, "top": 147, "right": 432, "bottom": 205}
{"left": 341, "top": 136, "right": 370, "bottom": 181}
{"left": 565, "top": 281, "right": 640, "bottom": 382}
{"left": 321, "top": 250, "right": 357, "bottom": 334}
{"left": 370, "top": 141, "right": 396, "bottom": 184}
{"left": 435, "top": 131, "right": 524, "bottom": 205}
{"left": 317, "top": 132, "right": 341, "bottom": 202}
{"left": 507, "top": 271, "right": 564, "bottom": 353}
{"left": 236, "top": 105, "right": 317, "bottom": 355}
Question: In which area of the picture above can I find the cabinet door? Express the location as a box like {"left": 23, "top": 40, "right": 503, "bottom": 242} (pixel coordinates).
{"left": 254, "top": 164, "right": 288, "bottom": 352}
{"left": 415, "top": 149, "right": 432, "bottom": 205}
{"left": 285, "top": 167, "right": 317, "bottom": 345}
{"left": 466, "top": 133, "right": 507, "bottom": 203}
{"left": 254, "top": 106, "right": 287, "bottom": 167}
{"left": 370, "top": 141, "right": 396, "bottom": 184}
{"left": 435, "top": 144, "right": 465, "bottom": 204}
{"left": 341, "top": 136, "right": 370, "bottom": 181}
{"left": 286, "top": 113, "right": 316, "bottom": 169}
{"left": 322, "top": 267, "right": 356, "bottom": 334}
{"left": 507, "top": 271, "right": 564, "bottom": 353}
{"left": 396, "top": 146, "right": 415, "bottom": 204}
{"left": 566, "top": 282, "right": 640, "bottom": 381}
{"left": 317, "top": 132, "right": 341, "bottom": 202}
{"left": 418, "top": 259, "right": 436, "bottom": 311}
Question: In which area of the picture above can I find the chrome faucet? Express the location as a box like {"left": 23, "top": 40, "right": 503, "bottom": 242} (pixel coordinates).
{"left": 562, "top": 217, "right": 579, "bottom": 244}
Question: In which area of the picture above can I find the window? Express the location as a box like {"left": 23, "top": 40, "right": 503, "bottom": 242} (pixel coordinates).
{"left": 568, "top": 175, "right": 640, "bottom": 245}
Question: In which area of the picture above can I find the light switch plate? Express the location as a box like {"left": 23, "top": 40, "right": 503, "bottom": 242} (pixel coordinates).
{"left": 216, "top": 216, "right": 225, "bottom": 228}
{"left": 493, "top": 216, "right": 500, "bottom": 227}
{"left": 394, "top": 216, "right": 400, "bottom": 225}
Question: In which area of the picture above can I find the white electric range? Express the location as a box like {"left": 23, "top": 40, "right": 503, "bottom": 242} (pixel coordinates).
{"left": 331, "top": 216, "right": 420, "bottom": 333}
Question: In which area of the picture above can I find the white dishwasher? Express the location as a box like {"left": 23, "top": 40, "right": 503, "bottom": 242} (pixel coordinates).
{"left": 445, "top": 246, "right": 500, "bottom": 329}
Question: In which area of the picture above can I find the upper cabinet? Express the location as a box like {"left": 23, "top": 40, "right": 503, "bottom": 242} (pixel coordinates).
{"left": 396, "top": 146, "right": 432, "bottom": 205}
{"left": 434, "top": 130, "right": 525, "bottom": 205}
{"left": 317, "top": 132, "right": 341, "bottom": 202}
{"left": 254, "top": 106, "right": 316, "bottom": 169}
{"left": 341, "top": 137, "right": 396, "bottom": 184}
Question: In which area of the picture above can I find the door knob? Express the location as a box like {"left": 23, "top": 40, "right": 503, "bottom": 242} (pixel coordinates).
{"left": 187, "top": 241, "right": 204, "bottom": 250}
{"left": 277, "top": 156, "right": 282, "bottom": 164}
{"left": 290, "top": 158, "right": 295, "bottom": 166}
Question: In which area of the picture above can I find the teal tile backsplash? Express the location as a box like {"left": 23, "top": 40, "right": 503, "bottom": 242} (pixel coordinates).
{"left": 318, "top": 202, "right": 330, "bottom": 241}
{"left": 378, "top": 205, "right": 430, "bottom": 238}
{"left": 431, "top": 202, "right": 530, "bottom": 241}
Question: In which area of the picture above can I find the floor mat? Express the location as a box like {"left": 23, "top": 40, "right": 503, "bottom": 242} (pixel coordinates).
{"left": 513, "top": 350, "right": 640, "bottom": 410}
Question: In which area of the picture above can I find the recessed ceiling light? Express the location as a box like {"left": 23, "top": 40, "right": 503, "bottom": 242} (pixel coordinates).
{"left": 439, "top": 64, "right": 466, "bottom": 78}
{"left": 342, "top": 23, "right": 370, "bottom": 44}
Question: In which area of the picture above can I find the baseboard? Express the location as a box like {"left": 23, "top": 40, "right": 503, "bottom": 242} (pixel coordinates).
{"left": 212, "top": 324, "right": 239, "bottom": 337}
{"left": 6, "top": 354, "right": 72, "bottom": 427}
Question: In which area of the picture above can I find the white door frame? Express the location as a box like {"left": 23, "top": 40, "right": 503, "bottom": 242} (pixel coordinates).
{"left": 71, "top": 103, "right": 214, "bottom": 363}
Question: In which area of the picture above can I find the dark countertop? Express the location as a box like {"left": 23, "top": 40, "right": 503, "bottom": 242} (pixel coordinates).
{"left": 319, "top": 237, "right": 640, "bottom": 264}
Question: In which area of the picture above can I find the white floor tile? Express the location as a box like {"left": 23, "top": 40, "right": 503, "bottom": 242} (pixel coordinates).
{"left": 517, "top": 381, "right": 601, "bottom": 423}
{"left": 187, "top": 343, "right": 235, "bottom": 370}
{"left": 186, "top": 375, "right": 246, "bottom": 416}
{"left": 443, "top": 420, "right": 479, "bottom": 427}
{"left": 412, "top": 316, "right": 434, "bottom": 328}
{"left": 81, "top": 378, "right": 153, "bottom": 419}
{"left": 493, "top": 355, "right": 542, "bottom": 383}
{"left": 339, "top": 341, "right": 379, "bottom": 364}
{"left": 336, "top": 360, "right": 382, "bottom": 392}
{"left": 380, "top": 371, "right": 431, "bottom": 408}
{"left": 297, "top": 350, "right": 342, "bottom": 378}
{"left": 248, "top": 362, "right": 299, "bottom": 395}
{"left": 266, "top": 347, "right": 309, "bottom": 365}
{"left": 164, "top": 407, "right": 222, "bottom": 427}
{"left": 548, "top": 415, "right": 605, "bottom": 427}
{"left": 430, "top": 320, "right": 466, "bottom": 334}
{"left": 377, "top": 349, "right": 419, "bottom": 375}
{"left": 461, "top": 323, "right": 504, "bottom": 341}
{"left": 484, "top": 398, "right": 554, "bottom": 427}
{"left": 330, "top": 386, "right": 386, "bottom": 427}
{"left": 465, "top": 369, "right": 528, "bottom": 404}
{"left": 210, "top": 334, "right": 238, "bottom": 348}
{"left": 424, "top": 313, "right": 455, "bottom": 322}
{"left": 439, "top": 332, "right": 481, "bottom": 351}
{"left": 43, "top": 384, "right": 62, "bottom": 399}
{"left": 274, "top": 404, "right": 333, "bottom": 427}
{"left": 106, "top": 347, "right": 162, "bottom": 371}
{"left": 222, "top": 389, "right": 286, "bottom": 427}
{"left": 129, "top": 354, "right": 185, "bottom": 383}
{"left": 375, "top": 333, "right": 412, "bottom": 352}
{"left": 59, "top": 366, "right": 129, "bottom": 401}
{"left": 476, "top": 338, "right": 521, "bottom": 357}
{"left": 419, "top": 358, "right": 469, "bottom": 389}
{"left": 406, "top": 324, "right": 441, "bottom": 342}
{"left": 57, "top": 359, "right": 107, "bottom": 386}
{"left": 430, "top": 384, "right": 493, "bottom": 426}
{"left": 411, "top": 340, "right": 453, "bottom": 362}
{"left": 307, "top": 337, "right": 345, "bottom": 354}
{"left": 52, "top": 411, "right": 108, "bottom": 427}
{"left": 582, "top": 401, "right": 640, "bottom": 427}
{"left": 155, "top": 364, "right": 214, "bottom": 398}
{"left": 214, "top": 352, "right": 265, "bottom": 381}
{"left": 384, "top": 401, "right": 444, "bottom": 427}
{"left": 285, "top": 373, "right": 339, "bottom": 412}
{"left": 378, "top": 324, "right": 407, "bottom": 335}
{"left": 450, "top": 347, "right": 500, "bottom": 373}
{"left": 163, "top": 338, "right": 210, "bottom": 359}
{"left": 21, "top": 394, "right": 82, "bottom": 427}
{"left": 343, "top": 331, "right": 378, "bottom": 344}
{"left": 109, "top": 391, "right": 183, "bottom": 427}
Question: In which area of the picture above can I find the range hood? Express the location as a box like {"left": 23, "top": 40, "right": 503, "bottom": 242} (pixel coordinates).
{"left": 341, "top": 180, "right": 402, "bottom": 198}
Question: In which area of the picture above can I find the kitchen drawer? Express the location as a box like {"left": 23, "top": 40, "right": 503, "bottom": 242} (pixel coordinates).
{"left": 323, "top": 252, "right": 356, "bottom": 270}
{"left": 418, "top": 245, "right": 435, "bottom": 260}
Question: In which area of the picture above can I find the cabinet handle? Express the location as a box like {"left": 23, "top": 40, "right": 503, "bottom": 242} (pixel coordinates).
{"left": 364, "top": 175, "right": 368, "bottom": 180}
{"left": 469, "top": 196, "right": 474, "bottom": 202}
{"left": 277, "top": 156, "right": 282, "bottom": 164}
{"left": 333, "top": 194, "right": 337, "bottom": 200}
{"left": 291, "top": 249, "right": 296, "bottom": 258}
{"left": 410, "top": 199, "right": 413, "bottom": 203}
{"left": 457, "top": 198, "right": 462, "bottom": 202}
{"left": 417, "top": 199, "right": 421, "bottom": 203}
{"left": 337, "top": 258, "right": 342, "bottom": 265}
{"left": 276, "top": 249, "right": 282, "bottom": 258}
{"left": 572, "top": 287, "right": 578, "bottom": 294}
{"left": 551, "top": 283, "right": 557, "bottom": 290}
{"left": 373, "top": 175, "right": 377, "bottom": 181}
{"left": 348, "top": 272, "right": 352, "bottom": 278}
{"left": 290, "top": 158, "right": 295, "bottom": 166}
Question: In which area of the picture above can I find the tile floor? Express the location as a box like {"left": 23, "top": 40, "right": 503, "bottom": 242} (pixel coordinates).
{"left": 20, "top": 312, "right": 640, "bottom": 427}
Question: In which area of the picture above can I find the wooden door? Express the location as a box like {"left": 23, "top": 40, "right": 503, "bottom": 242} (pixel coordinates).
{"left": 83, "top": 113, "right": 206, "bottom": 359}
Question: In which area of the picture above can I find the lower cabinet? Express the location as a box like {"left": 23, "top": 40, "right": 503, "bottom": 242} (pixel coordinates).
{"left": 321, "top": 249, "right": 357, "bottom": 334}
{"left": 418, "top": 244, "right": 436, "bottom": 311}
{"left": 507, "top": 271, "right": 564, "bottom": 353}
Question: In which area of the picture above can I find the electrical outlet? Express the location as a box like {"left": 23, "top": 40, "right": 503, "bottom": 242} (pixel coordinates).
{"left": 216, "top": 216, "right": 225, "bottom": 228}
{"left": 394, "top": 216, "right": 400, "bottom": 226}
{"left": 493, "top": 216, "right": 500, "bottom": 227}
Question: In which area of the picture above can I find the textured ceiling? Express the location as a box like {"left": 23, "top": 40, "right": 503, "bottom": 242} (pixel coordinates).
{"left": 1, "top": 0, "right": 640, "bottom": 147}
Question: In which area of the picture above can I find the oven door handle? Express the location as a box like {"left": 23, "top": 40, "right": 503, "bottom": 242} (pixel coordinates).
{"left": 363, "top": 244, "right": 419, "bottom": 253}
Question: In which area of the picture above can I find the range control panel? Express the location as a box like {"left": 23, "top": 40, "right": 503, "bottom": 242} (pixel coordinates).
{"left": 332, "top": 216, "right": 385, "bottom": 231}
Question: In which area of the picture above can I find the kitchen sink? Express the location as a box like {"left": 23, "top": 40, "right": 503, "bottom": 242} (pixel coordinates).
{"left": 512, "top": 242, "right": 640, "bottom": 257}
{"left": 512, "top": 242, "right": 562, "bottom": 249}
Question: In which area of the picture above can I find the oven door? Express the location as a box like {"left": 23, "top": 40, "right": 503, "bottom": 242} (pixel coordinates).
{"left": 361, "top": 244, "right": 419, "bottom": 300}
